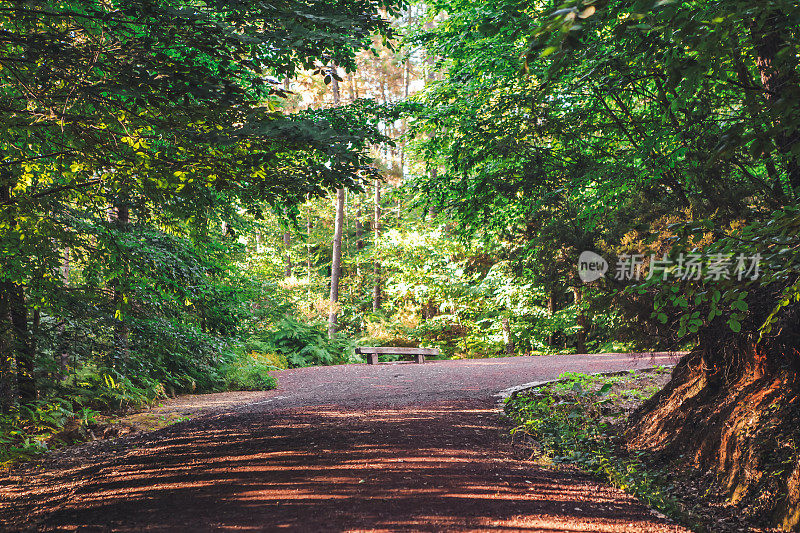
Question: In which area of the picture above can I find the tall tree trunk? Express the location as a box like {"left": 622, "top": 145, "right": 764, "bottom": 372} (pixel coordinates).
{"left": 328, "top": 188, "right": 345, "bottom": 337}
{"left": 31, "top": 307, "right": 39, "bottom": 386}
{"left": 11, "top": 286, "right": 35, "bottom": 403}
{"left": 399, "top": 60, "right": 411, "bottom": 182}
{"left": 0, "top": 179, "right": 15, "bottom": 412}
{"left": 732, "top": 53, "right": 784, "bottom": 200}
{"left": 501, "top": 316, "right": 514, "bottom": 356}
{"left": 283, "top": 231, "right": 292, "bottom": 278}
{"left": 306, "top": 204, "right": 313, "bottom": 284}
{"left": 0, "top": 178, "right": 34, "bottom": 405}
{"left": 344, "top": 190, "right": 349, "bottom": 260}
{"left": 373, "top": 70, "right": 386, "bottom": 311}
{"left": 547, "top": 288, "right": 557, "bottom": 347}
{"left": 355, "top": 196, "right": 364, "bottom": 278}
{"left": 404, "top": 59, "right": 411, "bottom": 99}
{"left": 373, "top": 179, "right": 382, "bottom": 312}
{"left": 328, "top": 70, "right": 344, "bottom": 337}
{"left": 425, "top": 60, "right": 440, "bottom": 219}
{"left": 0, "top": 280, "right": 16, "bottom": 413}
{"left": 347, "top": 73, "right": 356, "bottom": 102}
{"left": 572, "top": 286, "right": 587, "bottom": 354}
{"left": 750, "top": 12, "right": 800, "bottom": 191}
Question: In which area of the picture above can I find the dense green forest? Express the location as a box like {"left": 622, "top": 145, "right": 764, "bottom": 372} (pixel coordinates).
{"left": 1, "top": 0, "right": 799, "bottom": 527}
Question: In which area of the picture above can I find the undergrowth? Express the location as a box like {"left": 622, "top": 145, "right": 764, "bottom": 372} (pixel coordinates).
{"left": 221, "top": 351, "right": 283, "bottom": 391}
{"left": 1, "top": 349, "right": 282, "bottom": 467}
{"left": 504, "top": 370, "right": 682, "bottom": 521}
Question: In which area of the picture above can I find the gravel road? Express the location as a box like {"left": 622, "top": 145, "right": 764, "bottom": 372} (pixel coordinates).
{"left": 0, "top": 353, "right": 689, "bottom": 532}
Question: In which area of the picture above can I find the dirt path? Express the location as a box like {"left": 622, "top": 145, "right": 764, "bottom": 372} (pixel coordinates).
{"left": 0, "top": 353, "right": 688, "bottom": 532}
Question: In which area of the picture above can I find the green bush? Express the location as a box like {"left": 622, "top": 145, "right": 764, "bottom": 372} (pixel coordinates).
{"left": 222, "top": 351, "right": 281, "bottom": 391}
{"left": 505, "top": 373, "right": 677, "bottom": 514}
{"left": 257, "top": 317, "right": 352, "bottom": 367}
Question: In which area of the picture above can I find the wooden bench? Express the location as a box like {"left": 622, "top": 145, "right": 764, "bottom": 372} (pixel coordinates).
{"left": 356, "top": 346, "right": 440, "bottom": 365}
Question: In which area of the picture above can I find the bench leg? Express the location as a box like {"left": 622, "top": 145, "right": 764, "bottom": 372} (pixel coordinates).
{"left": 415, "top": 353, "right": 425, "bottom": 364}
{"left": 368, "top": 353, "right": 379, "bottom": 365}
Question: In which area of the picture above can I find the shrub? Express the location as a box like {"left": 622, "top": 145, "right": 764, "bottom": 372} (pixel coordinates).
{"left": 222, "top": 351, "right": 280, "bottom": 391}
{"left": 505, "top": 373, "right": 676, "bottom": 514}
{"left": 257, "top": 317, "right": 352, "bottom": 367}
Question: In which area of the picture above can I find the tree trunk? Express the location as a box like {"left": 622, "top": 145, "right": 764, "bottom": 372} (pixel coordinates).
{"left": 11, "top": 286, "right": 35, "bottom": 403}
{"left": 547, "top": 289, "right": 557, "bottom": 347}
{"left": 750, "top": 12, "right": 800, "bottom": 191}
{"left": 0, "top": 178, "right": 15, "bottom": 412}
{"left": 355, "top": 197, "right": 364, "bottom": 277}
{"left": 31, "top": 307, "right": 39, "bottom": 385}
{"left": 344, "top": 190, "right": 349, "bottom": 260}
{"left": 328, "top": 188, "right": 345, "bottom": 337}
{"left": 0, "top": 178, "right": 34, "bottom": 405}
{"left": 0, "top": 281, "right": 15, "bottom": 413}
{"left": 328, "top": 70, "right": 344, "bottom": 337}
{"left": 331, "top": 65, "right": 341, "bottom": 105}
{"left": 572, "top": 286, "right": 587, "bottom": 354}
{"left": 501, "top": 317, "right": 514, "bottom": 355}
{"left": 306, "top": 204, "right": 313, "bottom": 284}
{"left": 347, "top": 73, "right": 356, "bottom": 102}
{"left": 729, "top": 49, "right": 784, "bottom": 200}
{"left": 373, "top": 179, "right": 382, "bottom": 312}
{"left": 283, "top": 231, "right": 292, "bottom": 278}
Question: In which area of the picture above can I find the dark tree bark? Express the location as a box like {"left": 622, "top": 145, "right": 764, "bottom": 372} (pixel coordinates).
{"left": 0, "top": 177, "right": 35, "bottom": 404}
{"left": 0, "top": 280, "right": 15, "bottom": 413}
{"left": 750, "top": 11, "right": 800, "bottom": 191}
{"left": 0, "top": 177, "right": 14, "bottom": 412}
{"left": 355, "top": 196, "right": 364, "bottom": 287}
{"left": 11, "top": 286, "right": 35, "bottom": 403}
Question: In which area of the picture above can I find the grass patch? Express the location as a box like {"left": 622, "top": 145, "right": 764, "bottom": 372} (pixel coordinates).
{"left": 504, "top": 368, "right": 684, "bottom": 522}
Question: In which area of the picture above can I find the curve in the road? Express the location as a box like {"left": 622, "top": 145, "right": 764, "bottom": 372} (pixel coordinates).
{"left": 0, "top": 353, "right": 688, "bottom": 532}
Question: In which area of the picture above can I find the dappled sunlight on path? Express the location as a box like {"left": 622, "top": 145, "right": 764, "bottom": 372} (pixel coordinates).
{"left": 0, "top": 354, "right": 686, "bottom": 531}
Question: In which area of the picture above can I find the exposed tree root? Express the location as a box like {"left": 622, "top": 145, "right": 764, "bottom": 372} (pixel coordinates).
{"left": 626, "top": 351, "right": 800, "bottom": 530}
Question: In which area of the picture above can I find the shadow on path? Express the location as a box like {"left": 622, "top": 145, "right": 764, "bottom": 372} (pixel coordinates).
{"left": 0, "top": 354, "right": 686, "bottom": 532}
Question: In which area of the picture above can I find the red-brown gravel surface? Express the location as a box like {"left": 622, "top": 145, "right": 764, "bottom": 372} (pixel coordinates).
{"left": 0, "top": 353, "right": 689, "bottom": 532}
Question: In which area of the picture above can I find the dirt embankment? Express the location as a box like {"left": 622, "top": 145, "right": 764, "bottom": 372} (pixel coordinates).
{"left": 627, "top": 351, "right": 800, "bottom": 530}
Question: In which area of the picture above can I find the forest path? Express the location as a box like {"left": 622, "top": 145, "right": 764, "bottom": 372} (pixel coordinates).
{"left": 1, "top": 353, "right": 688, "bottom": 532}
